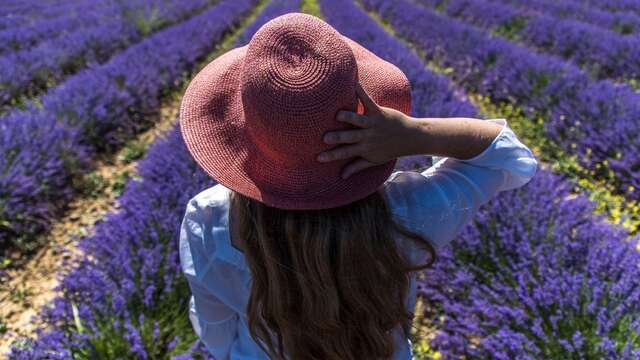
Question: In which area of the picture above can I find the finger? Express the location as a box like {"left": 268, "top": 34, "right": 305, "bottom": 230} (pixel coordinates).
{"left": 335, "top": 110, "right": 372, "bottom": 127}
{"left": 341, "top": 158, "right": 377, "bottom": 179}
{"left": 317, "top": 143, "right": 367, "bottom": 162}
{"left": 355, "top": 82, "right": 381, "bottom": 115}
{"left": 323, "top": 129, "right": 369, "bottom": 144}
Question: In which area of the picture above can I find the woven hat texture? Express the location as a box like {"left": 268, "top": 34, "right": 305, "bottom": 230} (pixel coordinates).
{"left": 180, "top": 12, "right": 411, "bottom": 210}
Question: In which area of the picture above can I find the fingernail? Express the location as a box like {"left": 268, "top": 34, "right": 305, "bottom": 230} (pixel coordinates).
{"left": 317, "top": 154, "right": 327, "bottom": 162}
{"left": 324, "top": 134, "right": 333, "bottom": 144}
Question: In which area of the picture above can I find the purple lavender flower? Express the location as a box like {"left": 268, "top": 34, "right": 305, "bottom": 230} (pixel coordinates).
{"left": 0, "top": 112, "right": 89, "bottom": 255}
{"left": 0, "top": 0, "right": 210, "bottom": 112}
{"left": 424, "top": 0, "right": 640, "bottom": 81}
{"left": 579, "top": 0, "right": 640, "bottom": 17}
{"left": 0, "top": 1, "right": 122, "bottom": 54}
{"left": 417, "top": 170, "right": 640, "bottom": 358}
{"left": 491, "top": 0, "right": 640, "bottom": 35}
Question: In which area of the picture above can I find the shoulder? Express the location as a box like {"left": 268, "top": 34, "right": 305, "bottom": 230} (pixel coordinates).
{"left": 183, "top": 182, "right": 233, "bottom": 254}
{"left": 180, "top": 183, "right": 233, "bottom": 277}
{"left": 183, "top": 183, "right": 233, "bottom": 231}
{"left": 186, "top": 183, "right": 232, "bottom": 215}
{"left": 181, "top": 183, "right": 249, "bottom": 275}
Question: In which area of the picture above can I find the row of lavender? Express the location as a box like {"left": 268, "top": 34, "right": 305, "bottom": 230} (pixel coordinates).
{"left": 6, "top": 1, "right": 297, "bottom": 358}
{"left": 364, "top": 0, "right": 640, "bottom": 202}
{"left": 0, "top": 0, "right": 118, "bottom": 53}
{"left": 490, "top": 0, "right": 640, "bottom": 35}
{"left": 319, "top": 0, "right": 640, "bottom": 358}
{"left": 580, "top": 0, "right": 640, "bottom": 17}
{"left": 0, "top": 0, "right": 213, "bottom": 111}
{"left": 0, "top": 0, "right": 103, "bottom": 30}
{"left": 429, "top": 0, "right": 640, "bottom": 82}
{"left": 0, "top": 0, "right": 255, "bottom": 259}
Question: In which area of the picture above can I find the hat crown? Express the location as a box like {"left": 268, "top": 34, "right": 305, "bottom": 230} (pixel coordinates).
{"left": 240, "top": 13, "right": 358, "bottom": 167}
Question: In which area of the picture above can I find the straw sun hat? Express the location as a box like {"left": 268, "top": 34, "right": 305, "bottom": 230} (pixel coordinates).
{"left": 179, "top": 12, "right": 411, "bottom": 210}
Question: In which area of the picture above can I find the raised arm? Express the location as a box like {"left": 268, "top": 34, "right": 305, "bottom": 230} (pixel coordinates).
{"left": 381, "top": 117, "right": 538, "bottom": 248}
{"left": 399, "top": 116, "right": 504, "bottom": 160}
{"left": 317, "top": 83, "right": 505, "bottom": 179}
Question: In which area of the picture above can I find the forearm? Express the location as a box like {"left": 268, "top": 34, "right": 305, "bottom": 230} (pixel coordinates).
{"left": 403, "top": 117, "right": 504, "bottom": 160}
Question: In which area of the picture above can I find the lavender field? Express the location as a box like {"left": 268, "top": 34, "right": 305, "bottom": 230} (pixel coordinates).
{"left": 1, "top": 0, "right": 639, "bottom": 358}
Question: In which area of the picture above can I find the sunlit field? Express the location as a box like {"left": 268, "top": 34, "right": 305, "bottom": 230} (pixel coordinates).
{"left": 1, "top": 0, "right": 639, "bottom": 358}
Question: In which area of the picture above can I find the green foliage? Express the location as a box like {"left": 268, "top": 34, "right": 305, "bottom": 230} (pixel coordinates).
{"left": 9, "top": 285, "right": 33, "bottom": 305}
{"left": 492, "top": 16, "right": 529, "bottom": 41}
{"left": 82, "top": 172, "right": 109, "bottom": 198}
{"left": 0, "top": 316, "right": 7, "bottom": 336}
{"left": 413, "top": 339, "right": 442, "bottom": 359}
{"left": 301, "top": 0, "right": 323, "bottom": 18}
{"left": 132, "top": 7, "right": 166, "bottom": 37}
{"left": 111, "top": 170, "right": 131, "bottom": 198}
{"left": 81, "top": 170, "right": 132, "bottom": 198}
{"left": 118, "top": 141, "right": 147, "bottom": 163}
{"left": 435, "top": 0, "right": 449, "bottom": 12}
{"left": 530, "top": 71, "right": 550, "bottom": 96}
{"left": 613, "top": 22, "right": 634, "bottom": 35}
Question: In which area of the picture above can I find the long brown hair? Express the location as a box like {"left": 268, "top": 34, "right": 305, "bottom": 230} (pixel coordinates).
{"left": 229, "top": 188, "right": 436, "bottom": 360}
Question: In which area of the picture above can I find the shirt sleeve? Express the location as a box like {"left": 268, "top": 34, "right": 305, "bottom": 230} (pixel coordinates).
{"left": 179, "top": 197, "right": 240, "bottom": 360}
{"left": 382, "top": 118, "right": 538, "bottom": 250}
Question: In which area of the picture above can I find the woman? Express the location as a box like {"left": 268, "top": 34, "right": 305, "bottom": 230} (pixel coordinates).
{"left": 178, "top": 12, "right": 538, "bottom": 360}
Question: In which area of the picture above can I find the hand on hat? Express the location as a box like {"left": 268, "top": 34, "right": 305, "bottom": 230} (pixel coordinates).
{"left": 317, "top": 83, "right": 416, "bottom": 179}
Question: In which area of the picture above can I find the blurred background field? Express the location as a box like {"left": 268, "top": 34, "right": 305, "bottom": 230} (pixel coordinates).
{"left": 1, "top": 0, "right": 639, "bottom": 358}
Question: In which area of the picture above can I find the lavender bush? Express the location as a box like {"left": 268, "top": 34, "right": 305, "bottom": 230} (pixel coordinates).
{"left": 0, "top": 0, "right": 211, "bottom": 112}
{"left": 579, "top": 0, "right": 640, "bottom": 17}
{"left": 418, "top": 170, "right": 640, "bottom": 359}
{"left": 363, "top": 0, "right": 640, "bottom": 201}
{"left": 33, "top": 0, "right": 257, "bottom": 151}
{"left": 429, "top": 0, "right": 640, "bottom": 82}
{"left": 492, "top": 0, "right": 640, "bottom": 35}
{"left": 0, "top": 0, "right": 107, "bottom": 30}
{"left": 0, "top": 113, "right": 89, "bottom": 254}
{"left": 0, "top": 0, "right": 119, "bottom": 54}
{"left": 6, "top": 1, "right": 299, "bottom": 357}
{"left": 0, "top": 0, "right": 258, "bottom": 258}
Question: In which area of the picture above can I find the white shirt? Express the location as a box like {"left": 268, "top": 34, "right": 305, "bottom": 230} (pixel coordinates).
{"left": 179, "top": 118, "right": 538, "bottom": 359}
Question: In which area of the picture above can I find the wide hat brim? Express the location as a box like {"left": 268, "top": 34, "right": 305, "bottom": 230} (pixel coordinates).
{"left": 180, "top": 32, "right": 411, "bottom": 210}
